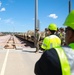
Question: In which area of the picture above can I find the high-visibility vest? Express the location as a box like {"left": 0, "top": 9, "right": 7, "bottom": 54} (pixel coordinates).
{"left": 55, "top": 43, "right": 74, "bottom": 75}
{"left": 41, "top": 35, "right": 61, "bottom": 50}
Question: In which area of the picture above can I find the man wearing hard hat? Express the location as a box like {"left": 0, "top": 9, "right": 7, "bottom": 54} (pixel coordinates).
{"left": 41, "top": 23, "right": 61, "bottom": 51}
{"left": 34, "top": 10, "right": 74, "bottom": 75}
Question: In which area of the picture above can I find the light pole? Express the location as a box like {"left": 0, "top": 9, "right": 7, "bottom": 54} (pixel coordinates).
{"left": 34, "top": 0, "right": 38, "bottom": 47}
{"left": 69, "top": 0, "right": 71, "bottom": 13}
{"left": 35, "top": 0, "right": 38, "bottom": 30}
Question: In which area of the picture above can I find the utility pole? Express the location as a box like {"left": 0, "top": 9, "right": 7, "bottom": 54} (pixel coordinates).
{"left": 38, "top": 19, "right": 40, "bottom": 30}
{"left": 69, "top": 0, "right": 71, "bottom": 13}
{"left": 35, "top": 0, "right": 38, "bottom": 30}
{"left": 34, "top": 0, "right": 38, "bottom": 47}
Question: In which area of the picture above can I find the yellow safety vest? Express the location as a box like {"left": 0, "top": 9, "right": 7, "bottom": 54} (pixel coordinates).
{"left": 41, "top": 35, "right": 61, "bottom": 50}
{"left": 55, "top": 47, "right": 71, "bottom": 75}
{"left": 55, "top": 43, "right": 74, "bottom": 75}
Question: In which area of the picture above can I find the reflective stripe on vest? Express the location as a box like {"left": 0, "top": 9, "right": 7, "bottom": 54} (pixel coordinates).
{"left": 55, "top": 47, "right": 71, "bottom": 75}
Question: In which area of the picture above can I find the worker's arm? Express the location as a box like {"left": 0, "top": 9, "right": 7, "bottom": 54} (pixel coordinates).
{"left": 34, "top": 48, "right": 62, "bottom": 75}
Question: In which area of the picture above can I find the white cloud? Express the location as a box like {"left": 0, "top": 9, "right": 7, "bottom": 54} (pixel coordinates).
{"left": 48, "top": 14, "right": 58, "bottom": 19}
{"left": 0, "top": 1, "right": 2, "bottom": 7}
{"left": 0, "top": 1, "right": 6, "bottom": 12}
{"left": 4, "top": 19, "right": 14, "bottom": 24}
{"left": 0, "top": 7, "right": 6, "bottom": 12}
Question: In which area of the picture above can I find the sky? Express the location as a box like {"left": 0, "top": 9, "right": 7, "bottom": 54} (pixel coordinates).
{"left": 0, "top": 0, "right": 74, "bottom": 32}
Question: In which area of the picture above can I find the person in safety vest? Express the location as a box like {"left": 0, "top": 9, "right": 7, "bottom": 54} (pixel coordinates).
{"left": 41, "top": 23, "right": 61, "bottom": 51}
{"left": 34, "top": 10, "right": 74, "bottom": 75}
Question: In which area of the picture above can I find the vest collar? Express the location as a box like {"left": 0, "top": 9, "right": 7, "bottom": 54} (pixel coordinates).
{"left": 69, "top": 43, "right": 74, "bottom": 49}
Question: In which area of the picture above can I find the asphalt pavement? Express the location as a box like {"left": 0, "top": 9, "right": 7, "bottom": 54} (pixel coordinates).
{"left": 0, "top": 48, "right": 42, "bottom": 75}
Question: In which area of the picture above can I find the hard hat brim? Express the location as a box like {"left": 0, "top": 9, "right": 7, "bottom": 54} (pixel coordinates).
{"left": 63, "top": 23, "right": 74, "bottom": 30}
{"left": 63, "top": 10, "right": 74, "bottom": 30}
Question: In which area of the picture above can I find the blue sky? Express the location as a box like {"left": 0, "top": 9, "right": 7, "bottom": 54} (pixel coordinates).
{"left": 0, "top": 0, "right": 74, "bottom": 32}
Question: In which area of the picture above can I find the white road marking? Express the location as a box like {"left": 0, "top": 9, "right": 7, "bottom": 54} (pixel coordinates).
{"left": 0, "top": 49, "right": 9, "bottom": 75}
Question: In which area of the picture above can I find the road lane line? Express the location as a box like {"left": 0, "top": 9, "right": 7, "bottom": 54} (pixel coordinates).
{"left": 0, "top": 49, "right": 9, "bottom": 75}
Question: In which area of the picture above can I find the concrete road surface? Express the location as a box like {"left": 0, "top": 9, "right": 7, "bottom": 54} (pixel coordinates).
{"left": 0, "top": 48, "right": 43, "bottom": 75}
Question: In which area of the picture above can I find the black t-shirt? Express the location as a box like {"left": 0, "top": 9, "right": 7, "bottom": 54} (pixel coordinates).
{"left": 34, "top": 48, "right": 62, "bottom": 75}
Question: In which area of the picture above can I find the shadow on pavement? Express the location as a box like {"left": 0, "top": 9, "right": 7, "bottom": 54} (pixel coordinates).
{"left": 22, "top": 50, "right": 43, "bottom": 53}
{"left": 22, "top": 50, "right": 35, "bottom": 53}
